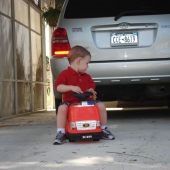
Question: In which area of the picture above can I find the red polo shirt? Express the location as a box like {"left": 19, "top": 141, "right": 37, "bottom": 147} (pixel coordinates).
{"left": 55, "top": 66, "right": 96, "bottom": 102}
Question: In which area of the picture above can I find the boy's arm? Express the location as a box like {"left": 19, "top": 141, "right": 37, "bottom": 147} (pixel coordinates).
{"left": 86, "top": 75, "right": 97, "bottom": 97}
{"left": 87, "top": 74, "right": 96, "bottom": 89}
{"left": 57, "top": 84, "right": 83, "bottom": 94}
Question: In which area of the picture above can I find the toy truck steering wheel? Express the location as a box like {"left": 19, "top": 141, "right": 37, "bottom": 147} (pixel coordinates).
{"left": 72, "top": 92, "right": 93, "bottom": 101}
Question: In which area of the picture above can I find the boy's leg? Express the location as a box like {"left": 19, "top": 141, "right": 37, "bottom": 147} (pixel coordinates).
{"left": 53, "top": 104, "right": 68, "bottom": 145}
{"left": 56, "top": 104, "right": 68, "bottom": 129}
{"left": 96, "top": 102, "right": 115, "bottom": 140}
{"left": 96, "top": 102, "right": 107, "bottom": 125}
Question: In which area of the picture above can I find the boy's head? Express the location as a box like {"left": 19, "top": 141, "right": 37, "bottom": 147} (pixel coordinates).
{"left": 67, "top": 45, "right": 91, "bottom": 64}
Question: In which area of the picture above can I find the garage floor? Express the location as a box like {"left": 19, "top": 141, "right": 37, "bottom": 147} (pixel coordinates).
{"left": 0, "top": 108, "right": 170, "bottom": 170}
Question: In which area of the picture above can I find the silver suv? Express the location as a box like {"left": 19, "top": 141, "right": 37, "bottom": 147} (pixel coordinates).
{"left": 50, "top": 0, "right": 170, "bottom": 109}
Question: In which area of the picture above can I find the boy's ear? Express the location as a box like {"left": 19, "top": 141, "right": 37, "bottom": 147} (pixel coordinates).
{"left": 76, "top": 57, "right": 82, "bottom": 65}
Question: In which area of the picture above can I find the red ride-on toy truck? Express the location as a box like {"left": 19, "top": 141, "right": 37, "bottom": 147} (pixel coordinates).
{"left": 65, "top": 92, "right": 102, "bottom": 142}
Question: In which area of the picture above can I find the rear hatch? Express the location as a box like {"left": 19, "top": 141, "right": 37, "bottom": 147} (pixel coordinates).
{"left": 60, "top": 0, "right": 170, "bottom": 61}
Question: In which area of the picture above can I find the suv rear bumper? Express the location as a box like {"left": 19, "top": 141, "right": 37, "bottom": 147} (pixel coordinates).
{"left": 50, "top": 57, "right": 170, "bottom": 98}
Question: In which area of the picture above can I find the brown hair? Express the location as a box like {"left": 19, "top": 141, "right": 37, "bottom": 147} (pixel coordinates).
{"left": 67, "top": 45, "right": 91, "bottom": 64}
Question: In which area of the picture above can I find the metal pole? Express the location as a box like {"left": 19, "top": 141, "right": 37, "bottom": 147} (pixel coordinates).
{"left": 28, "top": 0, "right": 33, "bottom": 111}
{"left": 41, "top": 0, "right": 47, "bottom": 110}
{"left": 11, "top": 0, "right": 18, "bottom": 115}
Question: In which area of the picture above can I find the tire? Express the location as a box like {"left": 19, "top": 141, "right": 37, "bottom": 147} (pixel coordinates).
{"left": 93, "top": 139, "right": 100, "bottom": 141}
{"left": 55, "top": 98, "right": 62, "bottom": 114}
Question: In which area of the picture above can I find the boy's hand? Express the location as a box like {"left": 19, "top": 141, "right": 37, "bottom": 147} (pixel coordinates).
{"left": 71, "top": 86, "right": 83, "bottom": 94}
{"left": 87, "top": 88, "right": 97, "bottom": 98}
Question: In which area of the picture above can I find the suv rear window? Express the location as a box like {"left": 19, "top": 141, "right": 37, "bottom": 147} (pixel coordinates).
{"left": 64, "top": 0, "right": 170, "bottom": 19}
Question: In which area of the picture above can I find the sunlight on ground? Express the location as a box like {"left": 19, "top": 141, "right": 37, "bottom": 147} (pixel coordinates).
{"left": 0, "top": 161, "right": 168, "bottom": 169}
{"left": 66, "top": 156, "right": 114, "bottom": 165}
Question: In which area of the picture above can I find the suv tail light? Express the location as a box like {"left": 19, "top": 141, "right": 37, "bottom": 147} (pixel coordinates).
{"left": 52, "top": 28, "right": 70, "bottom": 57}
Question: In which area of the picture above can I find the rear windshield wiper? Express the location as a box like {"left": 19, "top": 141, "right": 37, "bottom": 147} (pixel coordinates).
{"left": 114, "top": 10, "right": 158, "bottom": 21}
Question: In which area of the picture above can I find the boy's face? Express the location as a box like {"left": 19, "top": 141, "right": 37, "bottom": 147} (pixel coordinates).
{"left": 78, "top": 55, "right": 91, "bottom": 73}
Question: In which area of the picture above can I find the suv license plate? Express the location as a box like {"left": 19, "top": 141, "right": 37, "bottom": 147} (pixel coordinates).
{"left": 111, "top": 32, "right": 138, "bottom": 46}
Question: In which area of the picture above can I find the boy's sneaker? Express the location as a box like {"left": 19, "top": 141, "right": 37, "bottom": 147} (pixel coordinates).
{"left": 53, "top": 131, "right": 66, "bottom": 145}
{"left": 102, "top": 127, "right": 115, "bottom": 140}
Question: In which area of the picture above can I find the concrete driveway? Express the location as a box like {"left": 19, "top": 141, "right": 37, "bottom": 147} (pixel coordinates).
{"left": 0, "top": 107, "right": 170, "bottom": 170}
